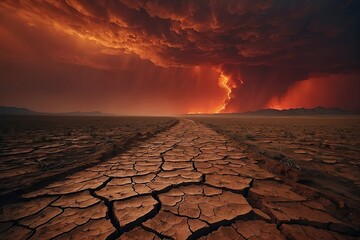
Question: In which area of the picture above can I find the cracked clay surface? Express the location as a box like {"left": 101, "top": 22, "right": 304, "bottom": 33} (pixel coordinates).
{"left": 0, "top": 119, "right": 359, "bottom": 239}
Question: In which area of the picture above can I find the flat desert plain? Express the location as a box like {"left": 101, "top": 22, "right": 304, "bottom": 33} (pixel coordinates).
{"left": 0, "top": 116, "right": 177, "bottom": 198}
{"left": 0, "top": 115, "right": 359, "bottom": 239}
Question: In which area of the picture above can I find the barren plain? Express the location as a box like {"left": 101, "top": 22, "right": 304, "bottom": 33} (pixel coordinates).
{"left": 0, "top": 116, "right": 177, "bottom": 200}
{"left": 0, "top": 116, "right": 359, "bottom": 239}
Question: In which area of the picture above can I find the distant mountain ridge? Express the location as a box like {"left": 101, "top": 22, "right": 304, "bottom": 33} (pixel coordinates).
{"left": 0, "top": 106, "right": 35, "bottom": 115}
{"left": 243, "top": 106, "right": 358, "bottom": 116}
{"left": 185, "top": 106, "right": 359, "bottom": 116}
{"left": 0, "top": 106, "right": 115, "bottom": 116}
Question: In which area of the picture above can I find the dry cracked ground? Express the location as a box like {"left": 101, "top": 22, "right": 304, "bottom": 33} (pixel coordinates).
{"left": 0, "top": 119, "right": 359, "bottom": 239}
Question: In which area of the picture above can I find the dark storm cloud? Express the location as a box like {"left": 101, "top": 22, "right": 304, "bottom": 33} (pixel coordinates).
{"left": 3, "top": 0, "right": 358, "bottom": 67}
{"left": 0, "top": 8, "right": 223, "bottom": 115}
{"left": 1, "top": 0, "right": 359, "bottom": 112}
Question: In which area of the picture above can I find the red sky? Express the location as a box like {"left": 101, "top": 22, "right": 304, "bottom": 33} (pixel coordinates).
{"left": 266, "top": 74, "right": 360, "bottom": 110}
{"left": 0, "top": 1, "right": 359, "bottom": 115}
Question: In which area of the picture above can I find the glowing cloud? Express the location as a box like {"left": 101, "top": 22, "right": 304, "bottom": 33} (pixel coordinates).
{"left": 0, "top": 1, "right": 359, "bottom": 114}
{"left": 266, "top": 74, "right": 360, "bottom": 110}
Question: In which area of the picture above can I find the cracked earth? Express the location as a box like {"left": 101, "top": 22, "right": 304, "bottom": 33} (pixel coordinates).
{"left": 0, "top": 119, "right": 359, "bottom": 239}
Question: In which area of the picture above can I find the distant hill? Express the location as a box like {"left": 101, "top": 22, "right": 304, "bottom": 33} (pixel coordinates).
{"left": 0, "top": 106, "right": 36, "bottom": 115}
{"left": 243, "top": 106, "right": 357, "bottom": 116}
{"left": 186, "top": 106, "right": 359, "bottom": 117}
{"left": 0, "top": 106, "right": 115, "bottom": 116}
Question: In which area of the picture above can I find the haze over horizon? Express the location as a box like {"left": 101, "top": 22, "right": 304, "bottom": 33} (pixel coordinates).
{"left": 0, "top": 0, "right": 359, "bottom": 115}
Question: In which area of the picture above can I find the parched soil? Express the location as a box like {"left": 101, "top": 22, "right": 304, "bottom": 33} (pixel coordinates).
{"left": 0, "top": 116, "right": 177, "bottom": 199}
{"left": 0, "top": 118, "right": 359, "bottom": 239}
{"left": 192, "top": 117, "right": 360, "bottom": 229}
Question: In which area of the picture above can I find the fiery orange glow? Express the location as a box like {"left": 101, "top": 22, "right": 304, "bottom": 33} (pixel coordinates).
{"left": 216, "top": 73, "right": 233, "bottom": 113}
{"left": 266, "top": 74, "right": 360, "bottom": 110}
{"left": 0, "top": 1, "right": 359, "bottom": 114}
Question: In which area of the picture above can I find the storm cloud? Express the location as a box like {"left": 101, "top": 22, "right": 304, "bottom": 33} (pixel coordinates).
{"left": 0, "top": 0, "right": 359, "bottom": 113}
